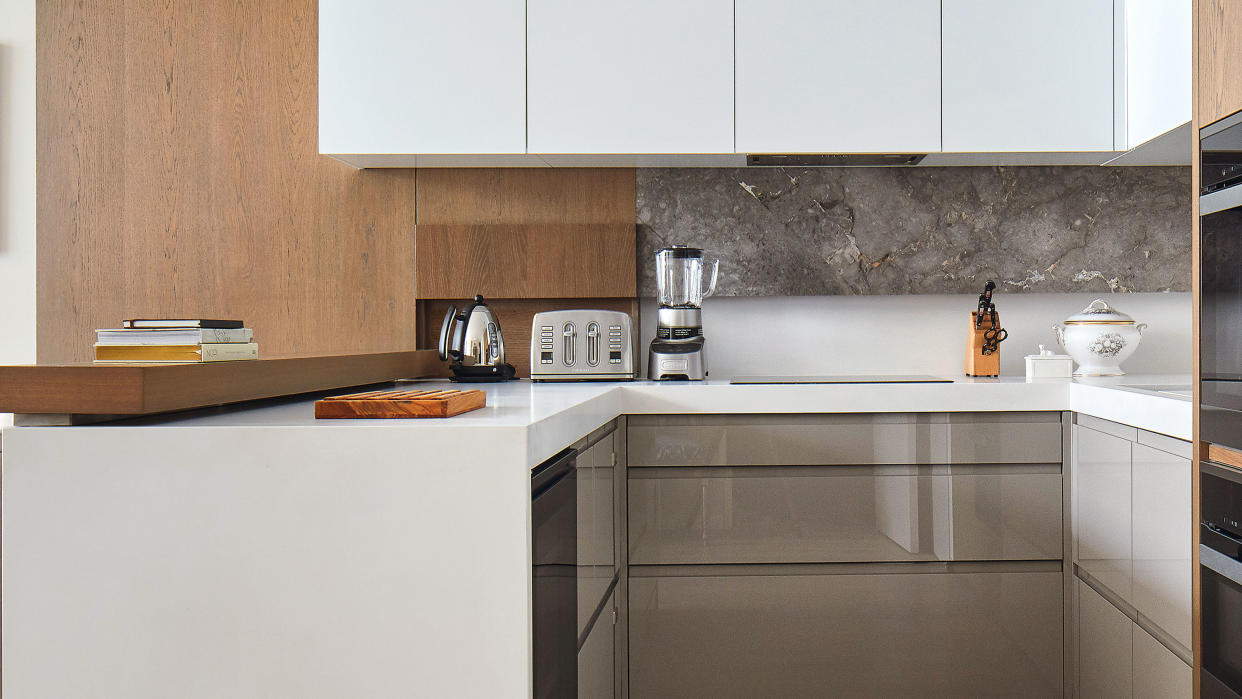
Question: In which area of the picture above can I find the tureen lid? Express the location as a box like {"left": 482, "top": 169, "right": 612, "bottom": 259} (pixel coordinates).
{"left": 1063, "top": 299, "right": 1136, "bottom": 325}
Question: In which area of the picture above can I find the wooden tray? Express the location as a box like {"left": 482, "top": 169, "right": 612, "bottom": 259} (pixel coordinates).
{"left": 314, "top": 388, "right": 486, "bottom": 419}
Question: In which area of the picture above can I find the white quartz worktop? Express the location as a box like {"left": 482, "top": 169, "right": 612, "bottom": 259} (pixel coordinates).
{"left": 0, "top": 373, "right": 1191, "bottom": 699}
{"left": 52, "top": 373, "right": 1193, "bottom": 467}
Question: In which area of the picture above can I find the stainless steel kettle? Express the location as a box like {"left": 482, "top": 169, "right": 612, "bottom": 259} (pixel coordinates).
{"left": 438, "top": 295, "right": 517, "bottom": 382}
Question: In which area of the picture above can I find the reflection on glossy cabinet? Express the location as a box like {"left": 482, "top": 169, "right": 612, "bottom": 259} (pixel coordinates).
{"left": 629, "top": 568, "right": 1063, "bottom": 698}
{"left": 628, "top": 465, "right": 1062, "bottom": 565}
{"left": 1133, "top": 622, "right": 1191, "bottom": 699}
{"left": 578, "top": 589, "right": 615, "bottom": 699}
{"left": 1073, "top": 423, "right": 1133, "bottom": 602}
{"left": 577, "top": 428, "right": 616, "bottom": 637}
{"left": 1131, "top": 442, "right": 1192, "bottom": 650}
{"left": 734, "top": 0, "right": 941, "bottom": 153}
{"left": 942, "top": 0, "right": 1114, "bottom": 151}
{"left": 1077, "top": 580, "right": 1133, "bottom": 699}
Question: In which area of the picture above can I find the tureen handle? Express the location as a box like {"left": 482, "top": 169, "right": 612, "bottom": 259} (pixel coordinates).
{"left": 1136, "top": 322, "right": 1147, "bottom": 336}
{"left": 1052, "top": 324, "right": 1065, "bottom": 349}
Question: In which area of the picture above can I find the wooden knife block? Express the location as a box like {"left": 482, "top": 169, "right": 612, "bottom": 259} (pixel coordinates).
{"left": 965, "top": 312, "right": 1001, "bottom": 377}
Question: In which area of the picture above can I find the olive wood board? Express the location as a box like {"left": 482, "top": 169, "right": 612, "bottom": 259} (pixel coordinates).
{"left": 315, "top": 388, "right": 486, "bottom": 419}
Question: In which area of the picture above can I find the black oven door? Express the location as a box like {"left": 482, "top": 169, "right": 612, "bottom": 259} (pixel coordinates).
{"left": 1200, "top": 184, "right": 1242, "bottom": 448}
{"left": 1202, "top": 543, "right": 1242, "bottom": 699}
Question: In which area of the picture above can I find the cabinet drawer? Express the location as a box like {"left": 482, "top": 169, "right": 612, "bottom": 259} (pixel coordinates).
{"left": 629, "top": 465, "right": 1061, "bottom": 564}
{"left": 629, "top": 413, "right": 1061, "bottom": 467}
{"left": 630, "top": 565, "right": 1063, "bottom": 698}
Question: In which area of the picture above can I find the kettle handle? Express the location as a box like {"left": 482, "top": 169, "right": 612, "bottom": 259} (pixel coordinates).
{"left": 438, "top": 305, "right": 458, "bottom": 361}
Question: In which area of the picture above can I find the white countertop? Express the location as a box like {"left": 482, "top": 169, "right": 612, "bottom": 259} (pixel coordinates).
{"left": 54, "top": 373, "right": 1192, "bottom": 467}
{"left": 0, "top": 372, "right": 1192, "bottom": 699}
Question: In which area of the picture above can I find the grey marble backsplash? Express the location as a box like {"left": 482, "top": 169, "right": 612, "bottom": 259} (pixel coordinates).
{"left": 636, "top": 167, "right": 1191, "bottom": 296}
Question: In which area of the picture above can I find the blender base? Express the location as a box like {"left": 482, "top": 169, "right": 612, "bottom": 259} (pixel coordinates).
{"left": 648, "top": 339, "right": 708, "bottom": 380}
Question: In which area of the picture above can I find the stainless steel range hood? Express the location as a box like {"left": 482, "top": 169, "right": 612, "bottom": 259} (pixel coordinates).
{"left": 746, "top": 153, "right": 927, "bottom": 167}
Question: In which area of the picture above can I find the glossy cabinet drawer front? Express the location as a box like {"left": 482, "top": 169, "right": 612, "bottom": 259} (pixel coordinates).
{"left": 629, "top": 465, "right": 1061, "bottom": 564}
{"left": 577, "top": 432, "right": 616, "bottom": 636}
{"left": 629, "top": 413, "right": 1062, "bottom": 467}
{"left": 630, "top": 567, "right": 1063, "bottom": 698}
{"left": 628, "top": 414, "right": 944, "bottom": 467}
{"left": 1077, "top": 579, "right": 1133, "bottom": 699}
{"left": 1131, "top": 443, "right": 1192, "bottom": 650}
{"left": 947, "top": 412, "right": 1063, "bottom": 464}
{"left": 1073, "top": 424, "right": 1133, "bottom": 604}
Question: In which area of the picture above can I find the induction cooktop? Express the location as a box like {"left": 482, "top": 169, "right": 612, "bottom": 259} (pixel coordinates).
{"left": 728, "top": 375, "right": 953, "bottom": 385}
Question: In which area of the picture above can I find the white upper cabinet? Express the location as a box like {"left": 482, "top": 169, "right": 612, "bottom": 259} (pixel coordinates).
{"left": 319, "top": 0, "right": 527, "bottom": 159}
{"left": 942, "top": 0, "right": 1115, "bottom": 152}
{"left": 1118, "top": 0, "right": 1192, "bottom": 149}
{"left": 736, "top": 0, "right": 941, "bottom": 154}
{"left": 527, "top": 0, "right": 734, "bottom": 155}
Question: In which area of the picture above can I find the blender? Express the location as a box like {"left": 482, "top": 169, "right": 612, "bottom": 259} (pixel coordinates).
{"left": 648, "top": 245, "right": 718, "bottom": 380}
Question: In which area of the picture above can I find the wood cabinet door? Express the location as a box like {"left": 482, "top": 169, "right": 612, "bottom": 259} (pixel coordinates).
{"left": 734, "top": 0, "right": 941, "bottom": 154}
{"left": 319, "top": 0, "right": 526, "bottom": 155}
{"left": 942, "top": 0, "right": 1114, "bottom": 151}
{"left": 1197, "top": 0, "right": 1242, "bottom": 127}
{"left": 527, "top": 0, "right": 734, "bottom": 154}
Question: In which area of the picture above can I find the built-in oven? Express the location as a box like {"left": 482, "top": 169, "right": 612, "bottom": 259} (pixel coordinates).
{"left": 1201, "top": 111, "right": 1242, "bottom": 451}
{"left": 531, "top": 448, "right": 577, "bottom": 699}
{"left": 1200, "top": 463, "right": 1242, "bottom": 698}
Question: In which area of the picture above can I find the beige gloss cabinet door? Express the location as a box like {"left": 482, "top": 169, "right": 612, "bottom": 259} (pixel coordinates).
{"left": 577, "top": 589, "right": 615, "bottom": 699}
{"left": 1076, "top": 580, "right": 1133, "bottom": 699}
{"left": 628, "top": 466, "right": 1061, "bottom": 564}
{"left": 577, "top": 433, "right": 616, "bottom": 637}
{"left": 629, "top": 569, "right": 1063, "bottom": 698}
{"left": 1131, "top": 442, "right": 1192, "bottom": 650}
{"left": 1133, "top": 622, "right": 1191, "bottom": 699}
{"left": 1073, "top": 424, "right": 1133, "bottom": 602}
{"left": 628, "top": 413, "right": 1061, "bottom": 467}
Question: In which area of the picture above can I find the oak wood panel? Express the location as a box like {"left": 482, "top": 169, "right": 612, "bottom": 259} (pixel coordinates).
{"left": 1197, "top": 0, "right": 1242, "bottom": 126}
{"left": 0, "top": 351, "right": 441, "bottom": 415}
{"left": 418, "top": 298, "right": 639, "bottom": 379}
{"left": 1194, "top": 4, "right": 1204, "bottom": 694}
{"left": 416, "top": 224, "right": 637, "bottom": 299}
{"left": 416, "top": 168, "right": 636, "bottom": 225}
{"left": 37, "top": 0, "right": 419, "bottom": 364}
{"left": 1204, "top": 443, "right": 1242, "bottom": 472}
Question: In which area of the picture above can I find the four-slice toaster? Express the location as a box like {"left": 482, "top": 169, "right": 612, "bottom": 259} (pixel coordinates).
{"left": 530, "top": 310, "right": 637, "bottom": 381}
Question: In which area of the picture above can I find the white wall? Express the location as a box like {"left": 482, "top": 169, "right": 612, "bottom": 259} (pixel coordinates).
{"left": 641, "top": 292, "right": 1192, "bottom": 379}
{"left": 1, "top": 0, "right": 38, "bottom": 427}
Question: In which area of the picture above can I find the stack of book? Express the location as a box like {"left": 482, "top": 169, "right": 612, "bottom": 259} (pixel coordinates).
{"left": 94, "top": 319, "right": 259, "bottom": 363}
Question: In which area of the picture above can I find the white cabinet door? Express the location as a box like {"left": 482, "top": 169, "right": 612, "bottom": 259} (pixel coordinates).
{"left": 1077, "top": 580, "right": 1133, "bottom": 699}
{"left": 1120, "top": 0, "right": 1192, "bottom": 148}
{"left": 1133, "top": 623, "right": 1192, "bottom": 699}
{"left": 942, "top": 0, "right": 1114, "bottom": 152}
{"left": 527, "top": 0, "right": 734, "bottom": 154}
{"left": 1132, "top": 442, "right": 1193, "bottom": 650}
{"left": 735, "top": 0, "right": 941, "bottom": 154}
{"left": 1074, "top": 424, "right": 1133, "bottom": 602}
{"left": 319, "top": 0, "right": 526, "bottom": 156}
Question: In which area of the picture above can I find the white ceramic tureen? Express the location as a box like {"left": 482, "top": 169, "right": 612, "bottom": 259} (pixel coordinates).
{"left": 1052, "top": 299, "right": 1147, "bottom": 376}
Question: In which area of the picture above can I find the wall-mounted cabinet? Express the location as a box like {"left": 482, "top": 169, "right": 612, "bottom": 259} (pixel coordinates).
{"left": 735, "top": 0, "right": 941, "bottom": 154}
{"left": 528, "top": 0, "right": 733, "bottom": 155}
{"left": 942, "top": 0, "right": 1115, "bottom": 152}
{"left": 318, "top": 0, "right": 530, "bottom": 164}
{"left": 320, "top": 0, "right": 1190, "bottom": 166}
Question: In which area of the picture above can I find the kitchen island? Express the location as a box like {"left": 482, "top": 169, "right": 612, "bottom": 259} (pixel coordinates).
{"left": 1, "top": 375, "right": 1191, "bottom": 698}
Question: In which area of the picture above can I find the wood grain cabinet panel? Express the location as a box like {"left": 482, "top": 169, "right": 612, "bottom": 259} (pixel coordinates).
{"left": 1197, "top": 0, "right": 1242, "bottom": 126}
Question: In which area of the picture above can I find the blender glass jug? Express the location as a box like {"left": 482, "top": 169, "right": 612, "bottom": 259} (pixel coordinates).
{"left": 655, "top": 245, "right": 719, "bottom": 308}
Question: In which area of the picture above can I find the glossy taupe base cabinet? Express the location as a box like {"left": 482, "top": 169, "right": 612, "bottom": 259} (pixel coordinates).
{"left": 630, "top": 566, "right": 1064, "bottom": 698}
{"left": 627, "top": 412, "right": 1066, "bottom": 698}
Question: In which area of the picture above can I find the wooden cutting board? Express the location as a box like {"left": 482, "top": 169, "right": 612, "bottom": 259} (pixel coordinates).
{"left": 314, "top": 388, "right": 486, "bottom": 419}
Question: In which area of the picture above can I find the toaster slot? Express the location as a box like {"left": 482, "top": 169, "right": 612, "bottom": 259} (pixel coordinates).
{"left": 586, "top": 322, "right": 600, "bottom": 366}
{"left": 562, "top": 322, "right": 576, "bottom": 366}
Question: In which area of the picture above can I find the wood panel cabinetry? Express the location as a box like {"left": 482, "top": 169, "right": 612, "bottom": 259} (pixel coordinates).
{"left": 1197, "top": 0, "right": 1242, "bottom": 126}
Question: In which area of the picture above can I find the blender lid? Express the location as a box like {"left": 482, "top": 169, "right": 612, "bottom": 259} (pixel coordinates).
{"left": 657, "top": 244, "right": 703, "bottom": 258}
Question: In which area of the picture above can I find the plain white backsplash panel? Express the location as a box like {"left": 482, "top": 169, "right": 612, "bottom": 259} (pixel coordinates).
{"left": 639, "top": 293, "right": 1191, "bottom": 379}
